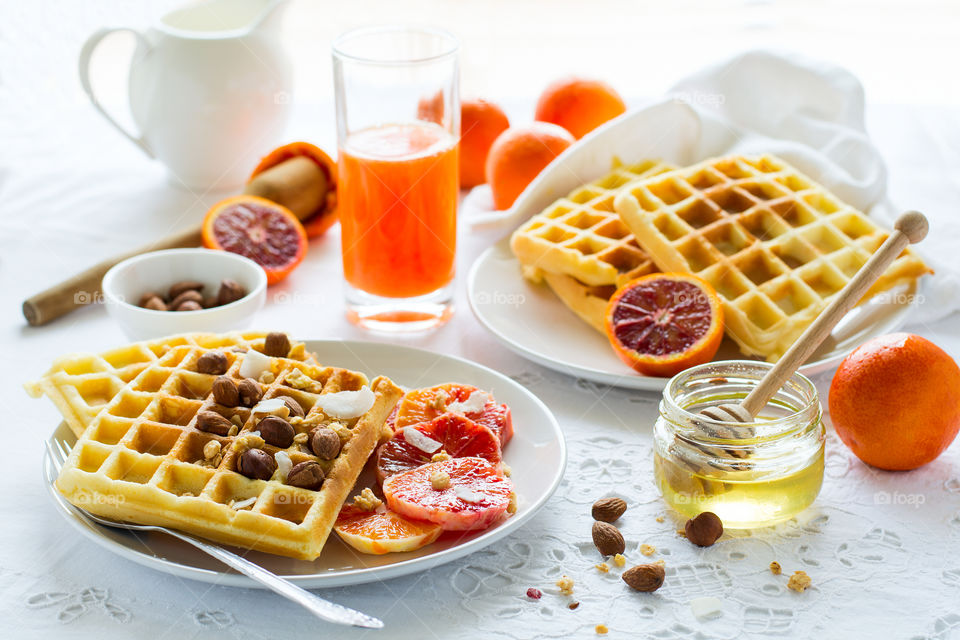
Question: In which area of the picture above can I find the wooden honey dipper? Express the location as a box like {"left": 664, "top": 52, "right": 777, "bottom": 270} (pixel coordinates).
{"left": 22, "top": 153, "right": 332, "bottom": 326}
{"left": 700, "top": 211, "right": 929, "bottom": 424}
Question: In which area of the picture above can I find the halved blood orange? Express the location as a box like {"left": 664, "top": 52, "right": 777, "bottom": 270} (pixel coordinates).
{"left": 604, "top": 273, "right": 724, "bottom": 377}
{"left": 249, "top": 142, "right": 338, "bottom": 238}
{"left": 384, "top": 458, "right": 512, "bottom": 531}
{"left": 393, "top": 383, "right": 514, "bottom": 445}
{"left": 375, "top": 413, "right": 502, "bottom": 485}
{"left": 201, "top": 195, "right": 307, "bottom": 285}
{"left": 334, "top": 504, "right": 442, "bottom": 554}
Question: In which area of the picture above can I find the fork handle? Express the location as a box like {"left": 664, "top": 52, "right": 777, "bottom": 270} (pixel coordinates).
{"left": 164, "top": 530, "right": 383, "bottom": 629}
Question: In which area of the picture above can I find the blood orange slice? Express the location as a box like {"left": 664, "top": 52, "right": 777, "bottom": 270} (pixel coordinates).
{"left": 375, "top": 413, "right": 502, "bottom": 485}
{"left": 604, "top": 273, "right": 724, "bottom": 377}
{"left": 334, "top": 504, "right": 442, "bottom": 554}
{"left": 383, "top": 458, "right": 513, "bottom": 531}
{"left": 201, "top": 195, "right": 307, "bottom": 285}
{"left": 394, "top": 383, "right": 514, "bottom": 445}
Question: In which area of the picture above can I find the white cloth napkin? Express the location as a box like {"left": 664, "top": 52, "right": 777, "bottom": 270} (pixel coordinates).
{"left": 462, "top": 50, "right": 958, "bottom": 323}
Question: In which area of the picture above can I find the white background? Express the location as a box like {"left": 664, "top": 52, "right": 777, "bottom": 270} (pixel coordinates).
{"left": 2, "top": 1, "right": 960, "bottom": 638}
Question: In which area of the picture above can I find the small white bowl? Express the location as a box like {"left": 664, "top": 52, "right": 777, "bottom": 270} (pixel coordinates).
{"left": 102, "top": 248, "right": 267, "bottom": 341}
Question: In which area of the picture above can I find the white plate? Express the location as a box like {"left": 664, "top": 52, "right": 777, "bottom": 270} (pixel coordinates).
{"left": 43, "top": 340, "right": 566, "bottom": 588}
{"left": 468, "top": 237, "right": 921, "bottom": 391}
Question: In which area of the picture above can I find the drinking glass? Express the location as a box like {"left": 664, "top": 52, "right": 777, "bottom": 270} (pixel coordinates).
{"left": 333, "top": 26, "right": 459, "bottom": 331}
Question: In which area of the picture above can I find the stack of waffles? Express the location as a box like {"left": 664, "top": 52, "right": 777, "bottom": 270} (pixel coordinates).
{"left": 511, "top": 154, "right": 931, "bottom": 362}
{"left": 28, "top": 332, "right": 403, "bottom": 559}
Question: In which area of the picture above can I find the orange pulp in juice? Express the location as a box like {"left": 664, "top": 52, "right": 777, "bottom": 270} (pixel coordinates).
{"left": 339, "top": 122, "right": 458, "bottom": 298}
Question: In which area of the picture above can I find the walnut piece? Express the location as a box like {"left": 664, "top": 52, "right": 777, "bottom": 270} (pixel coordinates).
{"left": 232, "top": 432, "right": 265, "bottom": 453}
{"left": 202, "top": 440, "right": 221, "bottom": 460}
{"left": 429, "top": 391, "right": 448, "bottom": 411}
{"left": 285, "top": 368, "right": 321, "bottom": 393}
{"left": 770, "top": 561, "right": 782, "bottom": 575}
{"left": 787, "top": 570, "right": 811, "bottom": 592}
{"left": 595, "top": 563, "right": 609, "bottom": 573}
{"left": 353, "top": 488, "right": 383, "bottom": 511}
{"left": 430, "top": 470, "right": 451, "bottom": 490}
{"left": 431, "top": 450, "right": 452, "bottom": 462}
{"left": 613, "top": 553, "right": 626, "bottom": 567}
{"left": 555, "top": 575, "right": 574, "bottom": 596}
{"left": 640, "top": 544, "right": 656, "bottom": 557}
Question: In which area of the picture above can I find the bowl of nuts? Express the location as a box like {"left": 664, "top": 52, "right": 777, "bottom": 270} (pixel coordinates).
{"left": 102, "top": 248, "right": 267, "bottom": 340}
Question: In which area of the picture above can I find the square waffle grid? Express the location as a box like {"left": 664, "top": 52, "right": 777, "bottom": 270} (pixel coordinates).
{"left": 25, "top": 332, "right": 315, "bottom": 438}
{"left": 54, "top": 343, "right": 402, "bottom": 559}
{"left": 510, "top": 160, "right": 676, "bottom": 288}
{"left": 614, "top": 155, "right": 931, "bottom": 361}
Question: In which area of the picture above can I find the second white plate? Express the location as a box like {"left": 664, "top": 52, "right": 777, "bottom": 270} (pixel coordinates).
{"left": 468, "top": 237, "right": 920, "bottom": 392}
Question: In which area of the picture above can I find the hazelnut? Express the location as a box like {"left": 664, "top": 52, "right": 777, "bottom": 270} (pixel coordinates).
{"left": 592, "top": 521, "right": 626, "bottom": 556}
{"left": 684, "top": 512, "right": 724, "bottom": 547}
{"left": 168, "top": 280, "right": 204, "bottom": 300}
{"left": 212, "top": 376, "right": 240, "bottom": 407}
{"left": 237, "top": 378, "right": 263, "bottom": 407}
{"left": 258, "top": 415, "right": 295, "bottom": 448}
{"left": 310, "top": 427, "right": 341, "bottom": 460}
{"left": 622, "top": 564, "right": 665, "bottom": 592}
{"left": 217, "top": 279, "right": 246, "bottom": 306}
{"left": 197, "top": 351, "right": 229, "bottom": 375}
{"left": 286, "top": 461, "right": 325, "bottom": 490}
{"left": 141, "top": 295, "right": 168, "bottom": 311}
{"left": 174, "top": 300, "right": 203, "bottom": 312}
{"left": 591, "top": 497, "right": 627, "bottom": 523}
{"left": 196, "top": 411, "right": 234, "bottom": 437}
{"left": 264, "top": 332, "right": 292, "bottom": 358}
{"left": 138, "top": 291, "right": 163, "bottom": 307}
{"left": 237, "top": 448, "right": 276, "bottom": 480}
{"left": 277, "top": 395, "right": 305, "bottom": 418}
{"left": 169, "top": 289, "right": 204, "bottom": 309}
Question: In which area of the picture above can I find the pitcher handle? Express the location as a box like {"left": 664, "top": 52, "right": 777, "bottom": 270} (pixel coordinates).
{"left": 78, "top": 27, "right": 154, "bottom": 158}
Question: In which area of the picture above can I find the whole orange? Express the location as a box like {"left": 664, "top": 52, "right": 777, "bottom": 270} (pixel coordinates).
{"left": 460, "top": 98, "right": 510, "bottom": 189}
{"left": 535, "top": 77, "right": 627, "bottom": 139}
{"left": 829, "top": 333, "right": 960, "bottom": 471}
{"left": 485, "top": 122, "right": 575, "bottom": 210}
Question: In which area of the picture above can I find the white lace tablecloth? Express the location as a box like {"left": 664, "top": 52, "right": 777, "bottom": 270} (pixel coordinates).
{"left": 4, "top": 4, "right": 960, "bottom": 640}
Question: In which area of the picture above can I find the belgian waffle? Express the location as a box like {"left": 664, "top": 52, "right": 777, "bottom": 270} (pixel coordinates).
{"left": 511, "top": 160, "right": 675, "bottom": 288}
{"left": 51, "top": 341, "right": 402, "bottom": 559}
{"left": 25, "top": 332, "right": 315, "bottom": 438}
{"left": 614, "top": 155, "right": 932, "bottom": 361}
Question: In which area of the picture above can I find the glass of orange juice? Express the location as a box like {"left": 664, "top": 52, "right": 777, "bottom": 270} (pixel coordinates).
{"left": 332, "top": 26, "right": 459, "bottom": 331}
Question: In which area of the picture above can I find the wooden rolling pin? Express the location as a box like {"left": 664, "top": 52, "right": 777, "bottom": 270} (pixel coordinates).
{"left": 22, "top": 156, "right": 328, "bottom": 326}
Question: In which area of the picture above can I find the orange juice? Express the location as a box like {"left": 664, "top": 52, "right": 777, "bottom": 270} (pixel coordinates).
{"left": 338, "top": 122, "right": 459, "bottom": 299}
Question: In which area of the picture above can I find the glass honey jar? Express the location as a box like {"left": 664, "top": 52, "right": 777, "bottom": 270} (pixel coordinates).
{"left": 653, "top": 361, "right": 825, "bottom": 528}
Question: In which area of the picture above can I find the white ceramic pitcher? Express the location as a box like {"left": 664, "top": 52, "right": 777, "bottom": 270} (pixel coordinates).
{"left": 79, "top": 0, "right": 292, "bottom": 189}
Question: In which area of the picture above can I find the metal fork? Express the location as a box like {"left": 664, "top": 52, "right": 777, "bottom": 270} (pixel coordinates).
{"left": 45, "top": 438, "right": 383, "bottom": 629}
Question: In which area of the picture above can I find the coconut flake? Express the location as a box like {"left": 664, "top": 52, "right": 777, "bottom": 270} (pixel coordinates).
{"left": 446, "top": 391, "right": 491, "bottom": 415}
{"left": 239, "top": 349, "right": 272, "bottom": 379}
{"left": 453, "top": 486, "right": 484, "bottom": 503}
{"left": 251, "top": 398, "right": 290, "bottom": 419}
{"left": 314, "top": 386, "right": 375, "bottom": 419}
{"left": 690, "top": 596, "right": 723, "bottom": 621}
{"left": 402, "top": 427, "right": 443, "bottom": 454}
{"left": 275, "top": 451, "right": 292, "bottom": 481}
{"left": 231, "top": 497, "right": 257, "bottom": 510}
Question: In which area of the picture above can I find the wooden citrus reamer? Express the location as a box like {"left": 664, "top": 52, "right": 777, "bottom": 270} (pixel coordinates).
{"left": 700, "top": 211, "right": 929, "bottom": 424}
{"left": 22, "top": 156, "right": 329, "bottom": 327}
